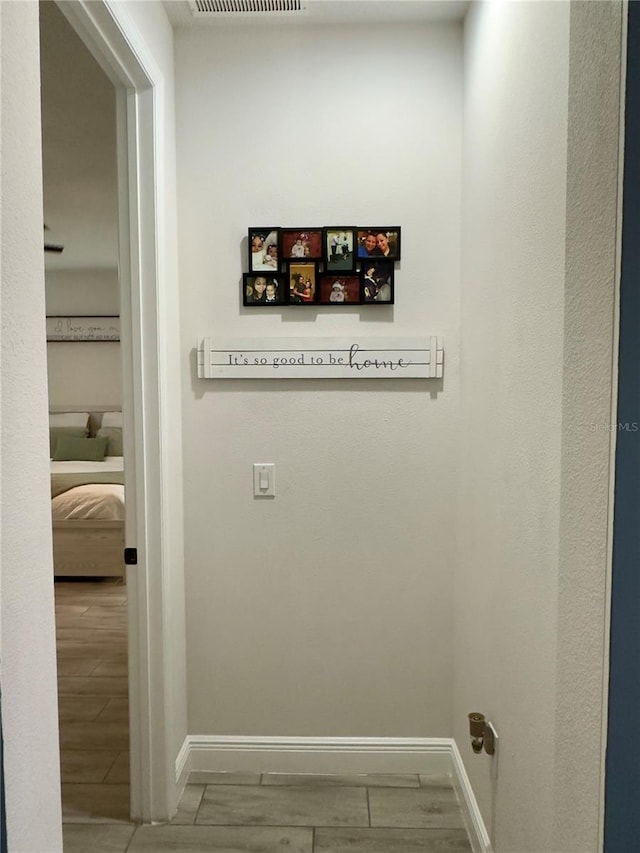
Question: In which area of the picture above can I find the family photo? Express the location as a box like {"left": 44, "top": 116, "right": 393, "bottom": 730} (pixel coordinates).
{"left": 361, "top": 261, "right": 394, "bottom": 304}
{"left": 318, "top": 275, "right": 360, "bottom": 305}
{"left": 243, "top": 274, "right": 285, "bottom": 306}
{"left": 357, "top": 228, "right": 401, "bottom": 261}
{"left": 248, "top": 227, "right": 280, "bottom": 273}
{"left": 323, "top": 228, "right": 356, "bottom": 273}
{"left": 288, "top": 263, "right": 318, "bottom": 304}
{"left": 281, "top": 229, "right": 323, "bottom": 261}
{"left": 244, "top": 225, "right": 401, "bottom": 306}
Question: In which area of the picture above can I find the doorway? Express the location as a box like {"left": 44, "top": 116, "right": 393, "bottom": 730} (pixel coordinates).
{"left": 40, "top": 0, "right": 187, "bottom": 824}
{"left": 40, "top": 0, "right": 129, "bottom": 821}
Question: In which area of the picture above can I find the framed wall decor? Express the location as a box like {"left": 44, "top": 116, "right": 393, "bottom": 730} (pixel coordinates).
{"left": 323, "top": 227, "right": 356, "bottom": 273}
{"left": 46, "top": 316, "right": 120, "bottom": 341}
{"left": 287, "top": 262, "right": 319, "bottom": 304}
{"left": 356, "top": 227, "right": 401, "bottom": 261}
{"left": 318, "top": 274, "right": 361, "bottom": 305}
{"left": 243, "top": 274, "right": 286, "bottom": 306}
{"left": 360, "top": 260, "right": 394, "bottom": 304}
{"left": 281, "top": 228, "right": 323, "bottom": 261}
{"left": 248, "top": 227, "right": 281, "bottom": 273}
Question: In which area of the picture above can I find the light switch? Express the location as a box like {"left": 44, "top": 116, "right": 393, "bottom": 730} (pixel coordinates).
{"left": 253, "top": 463, "right": 275, "bottom": 497}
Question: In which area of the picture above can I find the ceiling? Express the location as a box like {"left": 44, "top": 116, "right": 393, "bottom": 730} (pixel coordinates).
{"left": 163, "top": 0, "right": 469, "bottom": 27}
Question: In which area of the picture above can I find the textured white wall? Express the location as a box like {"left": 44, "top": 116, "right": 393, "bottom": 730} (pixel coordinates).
{"left": 456, "top": 2, "right": 620, "bottom": 851}
{"left": 45, "top": 269, "right": 122, "bottom": 409}
{"left": 0, "top": 1, "right": 63, "bottom": 850}
{"left": 456, "top": 2, "right": 569, "bottom": 849}
{"left": 553, "top": 3, "right": 622, "bottom": 849}
{"left": 175, "top": 22, "right": 462, "bottom": 737}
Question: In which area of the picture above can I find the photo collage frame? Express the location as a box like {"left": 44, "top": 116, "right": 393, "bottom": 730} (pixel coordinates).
{"left": 244, "top": 226, "right": 401, "bottom": 307}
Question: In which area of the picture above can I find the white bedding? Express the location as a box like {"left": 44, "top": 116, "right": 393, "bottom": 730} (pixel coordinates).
{"left": 50, "top": 456, "right": 124, "bottom": 475}
{"left": 52, "top": 484, "right": 125, "bottom": 521}
{"left": 50, "top": 456, "right": 125, "bottom": 521}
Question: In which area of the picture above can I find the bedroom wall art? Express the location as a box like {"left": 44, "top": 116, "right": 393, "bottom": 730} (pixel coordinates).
{"left": 46, "top": 316, "right": 120, "bottom": 341}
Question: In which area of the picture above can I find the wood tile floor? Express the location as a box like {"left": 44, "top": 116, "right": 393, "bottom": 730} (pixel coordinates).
{"left": 57, "top": 582, "right": 473, "bottom": 852}
{"left": 55, "top": 578, "right": 130, "bottom": 824}
{"left": 63, "top": 773, "right": 472, "bottom": 852}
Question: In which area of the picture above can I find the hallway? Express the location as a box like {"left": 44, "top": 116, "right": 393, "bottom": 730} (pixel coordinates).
{"left": 56, "top": 581, "right": 472, "bottom": 850}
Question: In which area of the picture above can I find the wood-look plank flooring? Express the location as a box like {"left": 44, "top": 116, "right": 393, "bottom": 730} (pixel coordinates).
{"left": 55, "top": 578, "right": 130, "bottom": 823}
{"left": 56, "top": 581, "right": 474, "bottom": 852}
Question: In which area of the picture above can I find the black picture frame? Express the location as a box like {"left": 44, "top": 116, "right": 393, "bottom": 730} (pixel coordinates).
{"left": 287, "top": 262, "right": 319, "bottom": 305}
{"left": 360, "top": 260, "right": 394, "bottom": 304}
{"left": 323, "top": 227, "right": 357, "bottom": 273}
{"left": 356, "top": 227, "right": 401, "bottom": 262}
{"left": 318, "top": 274, "right": 361, "bottom": 305}
{"left": 248, "top": 227, "right": 281, "bottom": 273}
{"left": 243, "top": 273, "right": 286, "bottom": 306}
{"left": 281, "top": 228, "right": 323, "bottom": 262}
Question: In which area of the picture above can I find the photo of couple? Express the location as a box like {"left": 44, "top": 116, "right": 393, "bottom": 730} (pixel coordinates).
{"left": 357, "top": 229, "right": 400, "bottom": 261}
{"left": 288, "top": 263, "right": 318, "bottom": 304}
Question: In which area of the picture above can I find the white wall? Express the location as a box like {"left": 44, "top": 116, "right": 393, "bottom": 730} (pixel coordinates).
{"left": 46, "top": 268, "right": 122, "bottom": 408}
{"left": 455, "top": 2, "right": 620, "bottom": 851}
{"left": 175, "top": 22, "right": 462, "bottom": 737}
{"left": 0, "top": 1, "right": 63, "bottom": 850}
{"left": 553, "top": 2, "right": 622, "bottom": 848}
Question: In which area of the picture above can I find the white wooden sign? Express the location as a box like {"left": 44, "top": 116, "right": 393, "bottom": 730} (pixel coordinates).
{"left": 197, "top": 337, "right": 443, "bottom": 380}
{"left": 46, "top": 316, "right": 120, "bottom": 342}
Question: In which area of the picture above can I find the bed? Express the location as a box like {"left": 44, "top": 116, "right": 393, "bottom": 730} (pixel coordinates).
{"left": 50, "top": 410, "right": 125, "bottom": 577}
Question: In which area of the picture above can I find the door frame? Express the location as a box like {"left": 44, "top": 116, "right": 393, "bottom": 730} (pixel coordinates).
{"left": 56, "top": 0, "right": 181, "bottom": 821}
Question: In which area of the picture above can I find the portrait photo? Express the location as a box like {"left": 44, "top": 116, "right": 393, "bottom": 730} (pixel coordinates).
{"left": 288, "top": 262, "right": 318, "bottom": 304}
{"left": 360, "top": 260, "right": 394, "bottom": 304}
{"left": 357, "top": 227, "right": 401, "bottom": 261}
{"left": 281, "top": 229, "right": 323, "bottom": 261}
{"left": 318, "top": 274, "right": 361, "bottom": 305}
{"left": 248, "top": 227, "right": 281, "bottom": 273}
{"left": 243, "top": 274, "right": 286, "bottom": 306}
{"left": 323, "top": 227, "right": 356, "bottom": 272}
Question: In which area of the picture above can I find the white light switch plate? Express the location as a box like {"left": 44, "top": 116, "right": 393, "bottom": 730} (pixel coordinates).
{"left": 253, "top": 463, "right": 275, "bottom": 497}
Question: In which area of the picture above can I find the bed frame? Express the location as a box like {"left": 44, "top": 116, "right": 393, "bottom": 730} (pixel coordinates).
{"left": 50, "top": 405, "right": 125, "bottom": 578}
{"left": 52, "top": 519, "right": 125, "bottom": 577}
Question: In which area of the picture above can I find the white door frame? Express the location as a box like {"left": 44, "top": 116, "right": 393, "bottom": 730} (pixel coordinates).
{"left": 56, "top": 0, "right": 182, "bottom": 822}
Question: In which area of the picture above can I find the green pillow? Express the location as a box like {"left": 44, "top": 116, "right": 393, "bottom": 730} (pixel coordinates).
{"left": 49, "top": 426, "right": 88, "bottom": 457}
{"left": 97, "top": 426, "right": 123, "bottom": 456}
{"left": 53, "top": 435, "right": 109, "bottom": 462}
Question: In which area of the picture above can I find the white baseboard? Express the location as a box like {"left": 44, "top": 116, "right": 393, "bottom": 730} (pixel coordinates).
{"left": 451, "top": 740, "right": 494, "bottom": 853}
{"left": 175, "top": 734, "right": 491, "bottom": 852}
{"left": 175, "top": 735, "right": 191, "bottom": 793}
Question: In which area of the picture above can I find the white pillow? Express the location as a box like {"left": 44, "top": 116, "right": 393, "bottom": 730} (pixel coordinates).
{"left": 49, "top": 412, "right": 89, "bottom": 427}
{"left": 101, "top": 411, "right": 123, "bottom": 428}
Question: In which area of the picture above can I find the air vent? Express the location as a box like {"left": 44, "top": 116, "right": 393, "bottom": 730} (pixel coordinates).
{"left": 189, "top": 0, "right": 308, "bottom": 16}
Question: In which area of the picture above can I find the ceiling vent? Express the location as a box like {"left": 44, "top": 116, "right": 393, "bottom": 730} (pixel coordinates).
{"left": 189, "top": 0, "right": 308, "bottom": 16}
